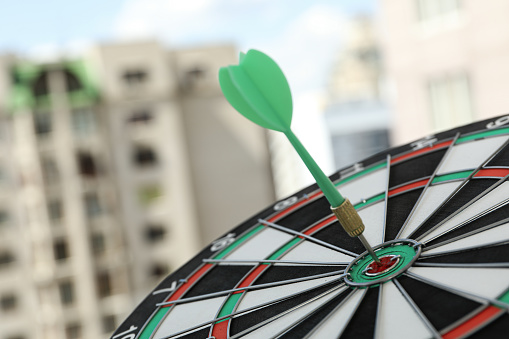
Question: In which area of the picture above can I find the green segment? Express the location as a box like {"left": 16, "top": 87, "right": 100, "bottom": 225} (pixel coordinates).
{"left": 354, "top": 193, "right": 385, "bottom": 210}
{"left": 336, "top": 162, "right": 387, "bottom": 186}
{"left": 348, "top": 243, "right": 417, "bottom": 286}
{"left": 138, "top": 307, "right": 170, "bottom": 339}
{"left": 215, "top": 293, "right": 243, "bottom": 324}
{"left": 213, "top": 225, "right": 264, "bottom": 260}
{"left": 457, "top": 127, "right": 509, "bottom": 144}
{"left": 432, "top": 170, "right": 472, "bottom": 184}
{"left": 267, "top": 238, "right": 302, "bottom": 260}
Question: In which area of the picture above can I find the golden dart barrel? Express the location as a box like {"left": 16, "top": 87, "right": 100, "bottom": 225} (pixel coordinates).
{"left": 331, "top": 198, "right": 365, "bottom": 237}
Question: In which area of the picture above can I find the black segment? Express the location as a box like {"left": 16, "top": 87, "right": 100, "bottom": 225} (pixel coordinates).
{"left": 177, "top": 327, "right": 211, "bottom": 338}
{"left": 385, "top": 189, "right": 423, "bottom": 241}
{"left": 184, "top": 265, "right": 253, "bottom": 298}
{"left": 425, "top": 204, "right": 509, "bottom": 248}
{"left": 418, "top": 243, "right": 509, "bottom": 264}
{"left": 229, "top": 283, "right": 338, "bottom": 336}
{"left": 339, "top": 287, "right": 379, "bottom": 338}
{"left": 253, "top": 265, "right": 343, "bottom": 285}
{"left": 411, "top": 179, "right": 498, "bottom": 239}
{"left": 485, "top": 142, "right": 509, "bottom": 167}
{"left": 312, "top": 222, "right": 364, "bottom": 254}
{"left": 396, "top": 275, "right": 481, "bottom": 331}
{"left": 468, "top": 312, "right": 509, "bottom": 338}
{"left": 277, "top": 196, "right": 332, "bottom": 232}
{"left": 389, "top": 150, "right": 446, "bottom": 188}
{"left": 279, "top": 288, "right": 354, "bottom": 338}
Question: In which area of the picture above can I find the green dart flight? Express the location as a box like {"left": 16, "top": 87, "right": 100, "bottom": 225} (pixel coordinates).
{"left": 219, "top": 49, "right": 380, "bottom": 262}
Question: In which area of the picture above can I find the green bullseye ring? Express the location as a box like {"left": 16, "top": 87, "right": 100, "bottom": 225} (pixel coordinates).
{"left": 344, "top": 239, "right": 422, "bottom": 288}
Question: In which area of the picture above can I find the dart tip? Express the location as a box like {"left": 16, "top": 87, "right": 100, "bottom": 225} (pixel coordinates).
{"left": 358, "top": 234, "right": 381, "bottom": 264}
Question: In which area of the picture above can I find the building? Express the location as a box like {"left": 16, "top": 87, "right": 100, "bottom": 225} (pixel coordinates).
{"left": 324, "top": 17, "right": 391, "bottom": 169}
{"left": 380, "top": 0, "right": 509, "bottom": 144}
{"left": 0, "top": 41, "right": 275, "bottom": 339}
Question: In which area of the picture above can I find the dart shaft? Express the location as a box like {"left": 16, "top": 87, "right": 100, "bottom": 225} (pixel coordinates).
{"left": 285, "top": 130, "right": 345, "bottom": 207}
{"left": 358, "top": 234, "right": 381, "bottom": 264}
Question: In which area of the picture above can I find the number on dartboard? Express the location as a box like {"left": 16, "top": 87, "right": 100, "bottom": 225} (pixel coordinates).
{"left": 410, "top": 135, "right": 438, "bottom": 150}
{"left": 273, "top": 196, "right": 298, "bottom": 211}
{"left": 486, "top": 115, "right": 509, "bottom": 129}
{"left": 210, "top": 233, "right": 236, "bottom": 251}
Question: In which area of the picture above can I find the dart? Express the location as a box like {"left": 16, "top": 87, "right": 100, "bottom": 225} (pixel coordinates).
{"left": 219, "top": 49, "right": 380, "bottom": 263}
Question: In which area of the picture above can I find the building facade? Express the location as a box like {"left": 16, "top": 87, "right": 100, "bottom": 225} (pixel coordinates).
{"left": 0, "top": 42, "right": 275, "bottom": 339}
{"left": 380, "top": 0, "right": 509, "bottom": 144}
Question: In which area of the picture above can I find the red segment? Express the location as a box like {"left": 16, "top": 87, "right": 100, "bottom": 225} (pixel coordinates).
{"left": 237, "top": 265, "right": 268, "bottom": 289}
{"left": 268, "top": 192, "right": 322, "bottom": 222}
{"left": 389, "top": 179, "right": 429, "bottom": 197}
{"left": 391, "top": 141, "right": 452, "bottom": 164}
{"left": 211, "top": 320, "right": 229, "bottom": 338}
{"left": 474, "top": 168, "right": 509, "bottom": 178}
{"left": 442, "top": 306, "right": 502, "bottom": 339}
{"left": 365, "top": 256, "right": 398, "bottom": 275}
{"left": 303, "top": 216, "right": 337, "bottom": 236}
{"left": 163, "top": 263, "right": 213, "bottom": 306}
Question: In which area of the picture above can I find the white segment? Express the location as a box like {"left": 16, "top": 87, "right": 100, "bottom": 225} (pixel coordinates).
{"left": 307, "top": 289, "right": 366, "bottom": 339}
{"left": 240, "top": 286, "right": 348, "bottom": 339}
{"left": 337, "top": 167, "right": 388, "bottom": 205}
{"left": 376, "top": 281, "right": 433, "bottom": 339}
{"left": 437, "top": 136, "right": 509, "bottom": 175}
{"left": 225, "top": 228, "right": 293, "bottom": 263}
{"left": 422, "top": 181, "right": 509, "bottom": 242}
{"left": 278, "top": 240, "right": 355, "bottom": 264}
{"left": 153, "top": 296, "right": 226, "bottom": 338}
{"left": 358, "top": 201, "right": 385, "bottom": 245}
{"left": 408, "top": 267, "right": 509, "bottom": 301}
{"left": 236, "top": 274, "right": 344, "bottom": 312}
{"left": 400, "top": 182, "right": 462, "bottom": 238}
{"left": 425, "top": 222, "right": 509, "bottom": 255}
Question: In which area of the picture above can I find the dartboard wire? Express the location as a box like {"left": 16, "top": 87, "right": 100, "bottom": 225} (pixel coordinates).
{"left": 382, "top": 154, "right": 391, "bottom": 243}
{"left": 421, "top": 216, "right": 509, "bottom": 251}
{"left": 404, "top": 271, "right": 509, "bottom": 310}
{"left": 414, "top": 262, "right": 509, "bottom": 268}
{"left": 406, "top": 138, "right": 509, "bottom": 241}
{"left": 419, "top": 239, "right": 509, "bottom": 259}
{"left": 258, "top": 219, "right": 359, "bottom": 257}
{"left": 156, "top": 270, "right": 346, "bottom": 307}
{"left": 415, "top": 174, "right": 509, "bottom": 243}
{"left": 374, "top": 282, "right": 384, "bottom": 339}
{"left": 396, "top": 133, "right": 460, "bottom": 240}
{"left": 203, "top": 258, "right": 349, "bottom": 266}
{"left": 302, "top": 288, "right": 365, "bottom": 339}
{"left": 392, "top": 279, "right": 441, "bottom": 338}
{"left": 158, "top": 280, "right": 347, "bottom": 339}
{"left": 228, "top": 283, "right": 350, "bottom": 339}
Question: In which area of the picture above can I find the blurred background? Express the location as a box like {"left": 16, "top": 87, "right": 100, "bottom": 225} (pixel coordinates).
{"left": 1, "top": 0, "right": 509, "bottom": 338}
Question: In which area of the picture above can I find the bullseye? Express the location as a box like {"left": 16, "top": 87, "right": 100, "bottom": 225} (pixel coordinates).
{"left": 362, "top": 255, "right": 401, "bottom": 276}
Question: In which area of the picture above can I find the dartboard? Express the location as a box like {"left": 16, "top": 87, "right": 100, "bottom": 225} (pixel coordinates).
{"left": 112, "top": 115, "right": 509, "bottom": 339}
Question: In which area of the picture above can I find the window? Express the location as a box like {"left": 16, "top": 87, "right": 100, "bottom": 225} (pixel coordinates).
{"left": 33, "top": 111, "right": 52, "bottom": 135}
{"left": 428, "top": 73, "right": 473, "bottom": 131}
{"left": 102, "top": 315, "right": 117, "bottom": 333}
{"left": 0, "top": 210, "right": 8, "bottom": 225}
{"left": 0, "top": 251, "right": 14, "bottom": 267}
{"left": 122, "top": 69, "right": 148, "bottom": 87}
{"left": 59, "top": 280, "right": 75, "bottom": 306}
{"left": 91, "top": 233, "right": 105, "bottom": 255}
{"left": 53, "top": 238, "right": 69, "bottom": 261}
{"left": 31, "top": 72, "right": 49, "bottom": 97}
{"left": 128, "top": 110, "right": 153, "bottom": 124}
{"left": 145, "top": 224, "right": 166, "bottom": 243}
{"left": 65, "top": 323, "right": 81, "bottom": 339}
{"left": 48, "top": 200, "right": 62, "bottom": 220}
{"left": 138, "top": 185, "right": 163, "bottom": 205}
{"left": 41, "top": 157, "right": 59, "bottom": 184}
{"left": 133, "top": 144, "right": 158, "bottom": 167}
{"left": 84, "top": 192, "right": 101, "bottom": 217}
{"left": 64, "top": 70, "right": 82, "bottom": 92}
{"left": 417, "top": 0, "right": 462, "bottom": 22}
{"left": 0, "top": 293, "right": 17, "bottom": 312}
{"left": 72, "top": 108, "right": 96, "bottom": 136}
{"left": 77, "top": 152, "right": 97, "bottom": 177}
{"left": 97, "top": 272, "right": 112, "bottom": 298}
{"left": 151, "top": 263, "right": 169, "bottom": 279}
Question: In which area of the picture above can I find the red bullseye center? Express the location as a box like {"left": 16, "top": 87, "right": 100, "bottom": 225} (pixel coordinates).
{"left": 365, "top": 255, "right": 399, "bottom": 275}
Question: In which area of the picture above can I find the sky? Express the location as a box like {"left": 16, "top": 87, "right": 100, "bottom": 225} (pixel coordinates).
{"left": 0, "top": 0, "right": 376, "bottom": 180}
